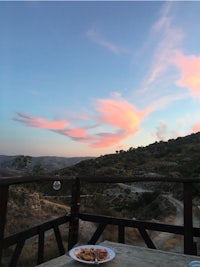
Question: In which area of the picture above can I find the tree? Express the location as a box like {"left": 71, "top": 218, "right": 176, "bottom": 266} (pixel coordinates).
{"left": 32, "top": 164, "right": 44, "bottom": 175}
{"left": 12, "top": 155, "right": 32, "bottom": 170}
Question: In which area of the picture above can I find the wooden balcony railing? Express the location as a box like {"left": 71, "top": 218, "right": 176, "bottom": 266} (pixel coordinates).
{"left": 1, "top": 175, "right": 200, "bottom": 266}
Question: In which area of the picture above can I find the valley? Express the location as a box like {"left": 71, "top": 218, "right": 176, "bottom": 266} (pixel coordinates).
{"left": 2, "top": 132, "right": 200, "bottom": 265}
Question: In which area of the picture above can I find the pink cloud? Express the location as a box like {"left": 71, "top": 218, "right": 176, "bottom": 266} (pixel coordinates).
{"left": 91, "top": 98, "right": 151, "bottom": 148}
{"left": 192, "top": 122, "right": 200, "bottom": 133}
{"left": 14, "top": 97, "right": 152, "bottom": 149}
{"left": 174, "top": 53, "right": 200, "bottom": 96}
{"left": 60, "top": 127, "right": 91, "bottom": 142}
{"left": 91, "top": 131, "right": 126, "bottom": 149}
{"left": 65, "top": 128, "right": 87, "bottom": 139}
{"left": 95, "top": 98, "right": 147, "bottom": 133}
{"left": 13, "top": 112, "right": 69, "bottom": 130}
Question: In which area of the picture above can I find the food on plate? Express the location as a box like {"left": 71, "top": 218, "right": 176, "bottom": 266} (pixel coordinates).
{"left": 74, "top": 247, "right": 108, "bottom": 262}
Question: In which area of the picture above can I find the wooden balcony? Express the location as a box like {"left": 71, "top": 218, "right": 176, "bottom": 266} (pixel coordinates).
{"left": 1, "top": 175, "right": 200, "bottom": 266}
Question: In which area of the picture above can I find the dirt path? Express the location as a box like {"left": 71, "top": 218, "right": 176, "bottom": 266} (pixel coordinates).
{"left": 152, "top": 195, "right": 183, "bottom": 252}
{"left": 41, "top": 199, "right": 70, "bottom": 211}
{"left": 152, "top": 194, "right": 200, "bottom": 253}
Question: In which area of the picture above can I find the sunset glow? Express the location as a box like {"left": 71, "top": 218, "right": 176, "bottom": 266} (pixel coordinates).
{"left": 1, "top": 1, "right": 200, "bottom": 157}
{"left": 175, "top": 53, "right": 200, "bottom": 96}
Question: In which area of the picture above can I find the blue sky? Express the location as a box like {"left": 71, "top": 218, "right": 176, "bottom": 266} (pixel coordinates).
{"left": 1, "top": 1, "right": 200, "bottom": 157}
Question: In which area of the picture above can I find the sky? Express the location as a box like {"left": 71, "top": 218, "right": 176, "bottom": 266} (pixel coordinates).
{"left": 1, "top": 1, "right": 200, "bottom": 158}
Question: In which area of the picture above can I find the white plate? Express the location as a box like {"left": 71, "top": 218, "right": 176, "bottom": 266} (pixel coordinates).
{"left": 188, "top": 262, "right": 200, "bottom": 267}
{"left": 69, "top": 244, "right": 115, "bottom": 265}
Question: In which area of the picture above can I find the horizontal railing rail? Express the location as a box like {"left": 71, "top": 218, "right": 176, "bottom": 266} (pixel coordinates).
{"left": 1, "top": 174, "right": 200, "bottom": 186}
{"left": 79, "top": 213, "right": 200, "bottom": 247}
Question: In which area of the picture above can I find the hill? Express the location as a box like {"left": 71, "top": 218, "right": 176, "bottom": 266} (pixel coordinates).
{"left": 59, "top": 132, "right": 200, "bottom": 179}
{"left": 0, "top": 155, "right": 94, "bottom": 174}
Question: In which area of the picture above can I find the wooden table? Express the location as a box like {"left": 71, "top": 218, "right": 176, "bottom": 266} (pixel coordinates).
{"left": 36, "top": 241, "right": 200, "bottom": 267}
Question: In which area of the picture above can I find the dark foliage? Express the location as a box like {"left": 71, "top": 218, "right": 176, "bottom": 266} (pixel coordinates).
{"left": 59, "top": 132, "right": 200, "bottom": 178}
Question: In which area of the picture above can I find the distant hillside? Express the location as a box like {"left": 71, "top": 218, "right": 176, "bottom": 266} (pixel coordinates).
{"left": 59, "top": 132, "right": 200, "bottom": 179}
{"left": 0, "top": 155, "right": 94, "bottom": 174}
{"left": 1, "top": 132, "right": 200, "bottom": 179}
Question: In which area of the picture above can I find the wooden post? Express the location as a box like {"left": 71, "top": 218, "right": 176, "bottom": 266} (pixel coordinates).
{"left": 0, "top": 185, "right": 9, "bottom": 265}
{"left": 183, "top": 182, "right": 196, "bottom": 255}
{"left": 68, "top": 178, "right": 80, "bottom": 250}
{"left": 118, "top": 225, "right": 125, "bottom": 243}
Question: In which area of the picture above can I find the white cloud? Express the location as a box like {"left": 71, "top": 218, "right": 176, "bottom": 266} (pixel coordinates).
{"left": 86, "top": 27, "right": 120, "bottom": 54}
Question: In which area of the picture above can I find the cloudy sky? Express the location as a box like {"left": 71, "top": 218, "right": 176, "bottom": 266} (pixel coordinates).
{"left": 1, "top": 1, "right": 200, "bottom": 157}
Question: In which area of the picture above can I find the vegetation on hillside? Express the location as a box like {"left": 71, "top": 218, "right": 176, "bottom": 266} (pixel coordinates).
{"left": 0, "top": 155, "right": 94, "bottom": 174}
{"left": 58, "top": 132, "right": 200, "bottom": 178}
{"left": 1, "top": 132, "right": 200, "bottom": 179}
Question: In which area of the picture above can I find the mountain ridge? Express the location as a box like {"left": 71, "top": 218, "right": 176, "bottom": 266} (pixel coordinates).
{"left": 0, "top": 155, "right": 95, "bottom": 173}
{"left": 1, "top": 131, "right": 200, "bottom": 177}
{"left": 59, "top": 131, "right": 200, "bottom": 178}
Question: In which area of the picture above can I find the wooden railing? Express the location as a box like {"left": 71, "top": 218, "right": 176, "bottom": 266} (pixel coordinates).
{"left": 1, "top": 175, "right": 200, "bottom": 266}
{"left": 2, "top": 215, "right": 70, "bottom": 266}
